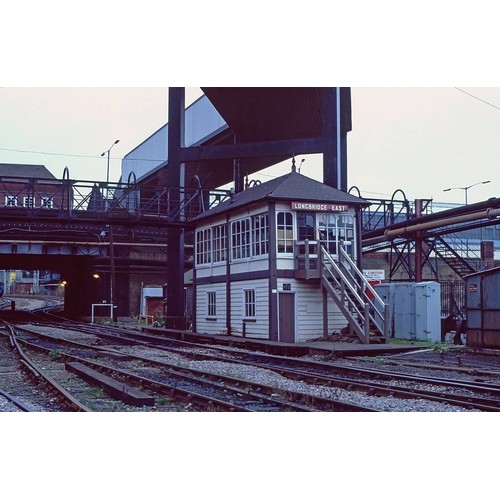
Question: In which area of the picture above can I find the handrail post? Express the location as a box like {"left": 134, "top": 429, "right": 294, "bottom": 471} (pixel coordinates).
{"left": 384, "top": 303, "right": 389, "bottom": 338}
{"left": 322, "top": 285, "right": 328, "bottom": 339}
{"left": 305, "top": 239, "right": 310, "bottom": 277}
{"left": 364, "top": 303, "right": 370, "bottom": 344}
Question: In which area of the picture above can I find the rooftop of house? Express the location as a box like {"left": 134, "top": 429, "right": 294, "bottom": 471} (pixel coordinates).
{"left": 190, "top": 170, "right": 370, "bottom": 224}
{"left": 0, "top": 163, "right": 57, "bottom": 180}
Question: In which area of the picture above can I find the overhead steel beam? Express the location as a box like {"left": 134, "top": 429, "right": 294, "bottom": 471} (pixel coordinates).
{"left": 179, "top": 137, "right": 324, "bottom": 163}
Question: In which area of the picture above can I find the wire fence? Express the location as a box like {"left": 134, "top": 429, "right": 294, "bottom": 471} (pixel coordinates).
{"left": 440, "top": 280, "right": 466, "bottom": 318}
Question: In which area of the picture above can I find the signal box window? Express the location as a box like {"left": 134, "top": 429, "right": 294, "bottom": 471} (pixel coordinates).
{"left": 277, "top": 212, "right": 293, "bottom": 253}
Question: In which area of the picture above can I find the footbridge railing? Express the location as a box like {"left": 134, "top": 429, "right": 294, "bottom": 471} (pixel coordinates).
{"left": 0, "top": 173, "right": 230, "bottom": 225}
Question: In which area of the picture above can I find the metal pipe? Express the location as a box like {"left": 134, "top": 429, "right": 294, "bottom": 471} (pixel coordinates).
{"left": 363, "top": 197, "right": 500, "bottom": 240}
{"left": 363, "top": 205, "right": 500, "bottom": 247}
{"left": 384, "top": 209, "right": 494, "bottom": 239}
{"left": 487, "top": 207, "right": 500, "bottom": 219}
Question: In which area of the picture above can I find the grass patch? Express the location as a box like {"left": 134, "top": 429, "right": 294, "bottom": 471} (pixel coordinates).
{"left": 387, "top": 338, "right": 447, "bottom": 349}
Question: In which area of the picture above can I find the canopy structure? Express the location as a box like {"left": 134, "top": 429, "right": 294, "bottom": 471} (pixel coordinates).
{"left": 154, "top": 87, "right": 353, "bottom": 325}
{"left": 123, "top": 87, "right": 351, "bottom": 194}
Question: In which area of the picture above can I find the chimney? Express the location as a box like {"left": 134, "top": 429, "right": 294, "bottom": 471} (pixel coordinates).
{"left": 481, "top": 241, "right": 494, "bottom": 269}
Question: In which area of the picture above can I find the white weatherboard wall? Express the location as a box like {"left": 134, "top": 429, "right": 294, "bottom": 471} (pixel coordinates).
{"left": 195, "top": 283, "right": 227, "bottom": 335}
{"left": 281, "top": 279, "right": 347, "bottom": 342}
{"left": 230, "top": 278, "right": 269, "bottom": 339}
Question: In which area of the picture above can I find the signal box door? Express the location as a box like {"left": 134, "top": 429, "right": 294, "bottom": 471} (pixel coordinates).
{"left": 278, "top": 293, "right": 295, "bottom": 343}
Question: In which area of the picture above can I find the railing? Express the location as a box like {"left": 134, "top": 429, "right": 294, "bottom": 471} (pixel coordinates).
{"left": 355, "top": 188, "right": 433, "bottom": 233}
{"left": 428, "top": 235, "right": 486, "bottom": 278}
{"left": 440, "top": 233, "right": 485, "bottom": 270}
{"left": 0, "top": 174, "right": 231, "bottom": 224}
{"left": 319, "top": 244, "right": 388, "bottom": 344}
{"left": 294, "top": 239, "right": 320, "bottom": 279}
{"left": 440, "top": 280, "right": 466, "bottom": 317}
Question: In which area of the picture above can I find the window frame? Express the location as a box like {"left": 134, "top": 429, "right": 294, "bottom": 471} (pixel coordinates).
{"left": 195, "top": 227, "right": 212, "bottom": 266}
{"left": 276, "top": 211, "right": 294, "bottom": 254}
{"left": 317, "top": 213, "right": 356, "bottom": 257}
{"left": 243, "top": 289, "right": 256, "bottom": 319}
{"left": 231, "top": 217, "right": 251, "bottom": 261}
{"left": 23, "top": 196, "right": 35, "bottom": 208}
{"left": 252, "top": 213, "right": 269, "bottom": 257}
{"left": 212, "top": 224, "right": 227, "bottom": 263}
{"left": 40, "top": 196, "right": 54, "bottom": 209}
{"left": 5, "top": 196, "right": 17, "bottom": 207}
{"left": 206, "top": 290, "right": 217, "bottom": 319}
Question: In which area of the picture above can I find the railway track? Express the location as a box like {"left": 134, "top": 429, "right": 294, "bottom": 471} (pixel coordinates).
{"left": 4, "top": 321, "right": 375, "bottom": 412}
{"left": 35, "top": 320, "right": 500, "bottom": 410}
{"left": 0, "top": 322, "right": 90, "bottom": 411}
{"left": 7, "top": 319, "right": 499, "bottom": 411}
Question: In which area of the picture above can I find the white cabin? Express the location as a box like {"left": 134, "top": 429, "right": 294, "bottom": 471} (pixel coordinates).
{"left": 191, "top": 171, "right": 387, "bottom": 344}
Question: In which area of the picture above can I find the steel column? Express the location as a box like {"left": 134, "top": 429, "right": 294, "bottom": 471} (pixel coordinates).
{"left": 322, "top": 87, "right": 349, "bottom": 192}
{"left": 415, "top": 199, "right": 423, "bottom": 282}
{"left": 166, "top": 88, "right": 186, "bottom": 327}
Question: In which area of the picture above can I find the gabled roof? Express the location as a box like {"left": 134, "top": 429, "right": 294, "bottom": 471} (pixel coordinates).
{"left": 191, "top": 171, "right": 370, "bottom": 224}
{"left": 0, "top": 163, "right": 57, "bottom": 180}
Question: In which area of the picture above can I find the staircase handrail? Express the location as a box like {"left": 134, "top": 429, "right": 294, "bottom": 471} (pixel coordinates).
{"left": 337, "top": 243, "right": 387, "bottom": 314}
{"left": 320, "top": 249, "right": 369, "bottom": 342}
{"left": 320, "top": 246, "right": 388, "bottom": 339}
{"left": 441, "top": 233, "right": 486, "bottom": 270}
{"left": 321, "top": 248, "right": 365, "bottom": 306}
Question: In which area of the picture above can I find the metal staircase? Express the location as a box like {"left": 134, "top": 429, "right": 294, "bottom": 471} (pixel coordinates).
{"left": 426, "top": 235, "right": 485, "bottom": 278}
{"left": 319, "top": 245, "right": 388, "bottom": 344}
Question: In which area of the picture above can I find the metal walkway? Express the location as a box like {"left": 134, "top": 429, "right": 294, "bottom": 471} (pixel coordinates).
{"left": 0, "top": 167, "right": 230, "bottom": 229}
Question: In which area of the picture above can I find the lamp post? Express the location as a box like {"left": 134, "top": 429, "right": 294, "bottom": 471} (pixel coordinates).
{"left": 443, "top": 180, "right": 491, "bottom": 259}
{"left": 443, "top": 180, "right": 491, "bottom": 205}
{"left": 100, "top": 139, "right": 119, "bottom": 321}
{"left": 101, "top": 139, "right": 119, "bottom": 209}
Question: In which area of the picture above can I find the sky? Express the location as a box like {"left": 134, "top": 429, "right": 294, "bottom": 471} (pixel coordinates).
{"left": 0, "top": 86, "right": 498, "bottom": 206}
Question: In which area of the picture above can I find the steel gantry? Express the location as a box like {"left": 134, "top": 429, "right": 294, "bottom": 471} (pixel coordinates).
{"left": 361, "top": 193, "right": 500, "bottom": 282}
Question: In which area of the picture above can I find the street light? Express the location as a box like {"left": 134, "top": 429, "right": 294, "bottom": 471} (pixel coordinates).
{"left": 101, "top": 139, "right": 120, "bottom": 208}
{"left": 101, "top": 140, "right": 119, "bottom": 321}
{"left": 443, "top": 180, "right": 491, "bottom": 205}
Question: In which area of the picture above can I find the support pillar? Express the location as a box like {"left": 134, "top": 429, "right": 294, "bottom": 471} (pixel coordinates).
{"left": 166, "top": 87, "right": 186, "bottom": 329}
{"left": 415, "top": 199, "right": 423, "bottom": 282}
{"left": 322, "top": 87, "right": 350, "bottom": 192}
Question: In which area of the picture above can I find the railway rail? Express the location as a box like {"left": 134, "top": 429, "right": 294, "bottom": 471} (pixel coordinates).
{"left": 31, "top": 319, "right": 500, "bottom": 409}
{"left": 0, "top": 321, "right": 90, "bottom": 411}
{"left": 7, "top": 317, "right": 499, "bottom": 411}
{"left": 8, "top": 322, "right": 375, "bottom": 412}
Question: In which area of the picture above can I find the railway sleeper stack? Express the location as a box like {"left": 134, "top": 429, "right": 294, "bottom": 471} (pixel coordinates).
{"left": 65, "top": 362, "right": 155, "bottom": 407}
